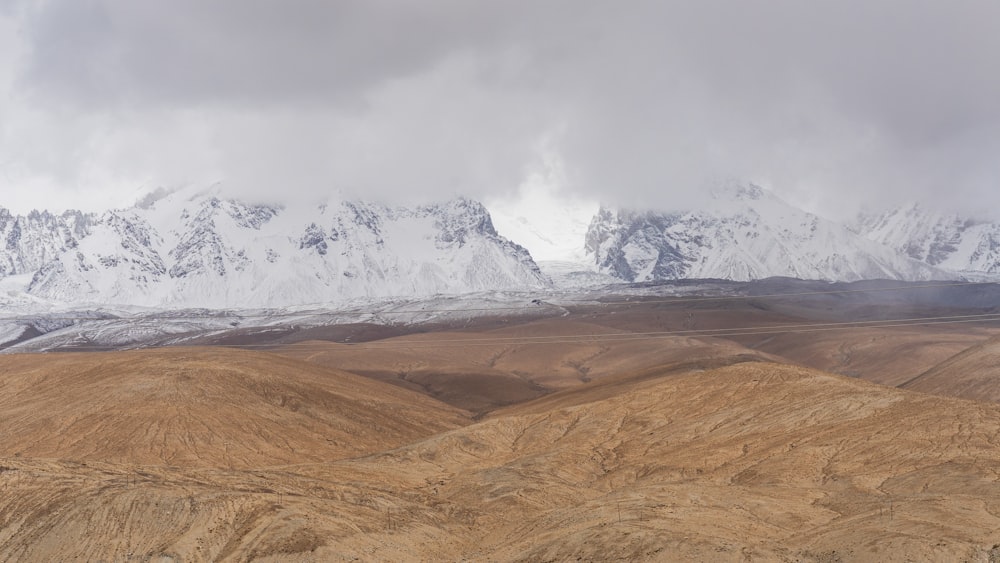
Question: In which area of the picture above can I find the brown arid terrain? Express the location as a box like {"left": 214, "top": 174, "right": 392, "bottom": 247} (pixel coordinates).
{"left": 0, "top": 348, "right": 469, "bottom": 468}
{"left": 728, "top": 325, "right": 996, "bottom": 387}
{"left": 900, "top": 334, "right": 1000, "bottom": 403}
{"left": 273, "top": 319, "right": 781, "bottom": 414}
{"left": 3, "top": 294, "right": 1000, "bottom": 561}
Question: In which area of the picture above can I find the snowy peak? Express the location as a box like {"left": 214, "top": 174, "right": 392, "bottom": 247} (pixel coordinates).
{"left": 166, "top": 197, "right": 279, "bottom": 279}
{"left": 586, "top": 186, "right": 950, "bottom": 283}
{"left": 855, "top": 204, "right": 1000, "bottom": 275}
{"left": 9, "top": 183, "right": 996, "bottom": 308}
{"left": 16, "top": 191, "right": 548, "bottom": 308}
{"left": 585, "top": 207, "right": 689, "bottom": 281}
{"left": 709, "top": 182, "right": 771, "bottom": 203}
{"left": 421, "top": 198, "right": 497, "bottom": 246}
{"left": 0, "top": 207, "right": 95, "bottom": 277}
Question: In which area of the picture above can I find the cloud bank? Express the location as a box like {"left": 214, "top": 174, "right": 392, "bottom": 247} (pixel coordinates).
{"left": 0, "top": 0, "right": 997, "bottom": 217}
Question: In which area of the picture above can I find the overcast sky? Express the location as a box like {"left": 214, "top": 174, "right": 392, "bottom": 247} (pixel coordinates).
{"left": 0, "top": 0, "right": 998, "bottom": 218}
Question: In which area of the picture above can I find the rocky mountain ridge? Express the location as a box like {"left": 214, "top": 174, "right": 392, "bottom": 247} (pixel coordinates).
{"left": 0, "top": 208, "right": 94, "bottom": 277}
{"left": 583, "top": 185, "right": 957, "bottom": 283}
{"left": 3, "top": 188, "right": 547, "bottom": 308}
{"left": 4, "top": 184, "right": 999, "bottom": 310}
{"left": 853, "top": 203, "right": 1000, "bottom": 277}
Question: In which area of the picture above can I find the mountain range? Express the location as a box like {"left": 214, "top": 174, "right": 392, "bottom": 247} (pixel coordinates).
{"left": 2, "top": 184, "right": 999, "bottom": 309}
{"left": 6, "top": 187, "right": 546, "bottom": 308}
{"left": 582, "top": 185, "right": 954, "bottom": 283}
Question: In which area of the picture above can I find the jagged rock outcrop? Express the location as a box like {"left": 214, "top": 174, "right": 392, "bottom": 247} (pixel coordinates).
{"left": 0, "top": 208, "right": 94, "bottom": 277}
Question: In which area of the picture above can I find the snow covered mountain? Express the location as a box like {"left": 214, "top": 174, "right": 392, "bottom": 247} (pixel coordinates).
{"left": 584, "top": 184, "right": 950, "bottom": 283}
{"left": 13, "top": 188, "right": 548, "bottom": 308}
{"left": 7, "top": 183, "right": 995, "bottom": 311}
{"left": 853, "top": 203, "right": 1000, "bottom": 277}
{"left": 0, "top": 208, "right": 94, "bottom": 277}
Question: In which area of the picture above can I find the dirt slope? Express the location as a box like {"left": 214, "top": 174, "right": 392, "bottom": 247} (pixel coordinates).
{"left": 4, "top": 360, "right": 1000, "bottom": 561}
{"left": 728, "top": 325, "right": 995, "bottom": 386}
{"left": 331, "top": 361, "right": 1000, "bottom": 561}
{"left": 276, "top": 318, "right": 777, "bottom": 413}
{"left": 0, "top": 347, "right": 469, "bottom": 468}
{"left": 901, "top": 334, "right": 1000, "bottom": 402}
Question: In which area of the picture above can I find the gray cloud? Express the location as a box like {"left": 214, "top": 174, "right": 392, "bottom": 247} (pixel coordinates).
{"left": 17, "top": 0, "right": 547, "bottom": 111}
{"left": 1, "top": 0, "right": 998, "bottom": 217}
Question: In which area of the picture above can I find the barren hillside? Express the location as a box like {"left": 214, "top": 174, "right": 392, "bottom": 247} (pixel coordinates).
{"left": 901, "top": 335, "right": 1000, "bottom": 403}
{"left": 0, "top": 348, "right": 469, "bottom": 468}
{"left": 275, "top": 318, "right": 784, "bottom": 414}
{"left": 3, "top": 356, "right": 1000, "bottom": 561}
{"left": 728, "top": 325, "right": 995, "bottom": 387}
